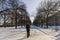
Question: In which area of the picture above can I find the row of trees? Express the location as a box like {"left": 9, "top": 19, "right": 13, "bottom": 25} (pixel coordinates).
{"left": 0, "top": 0, "right": 31, "bottom": 29}
{"left": 33, "top": 0, "right": 60, "bottom": 28}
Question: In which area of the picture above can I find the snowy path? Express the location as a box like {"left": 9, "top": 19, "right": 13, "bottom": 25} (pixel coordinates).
{"left": 0, "top": 27, "right": 56, "bottom": 40}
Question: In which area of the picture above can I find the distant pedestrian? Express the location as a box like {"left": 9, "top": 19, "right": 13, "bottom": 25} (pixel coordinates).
{"left": 26, "top": 23, "right": 30, "bottom": 38}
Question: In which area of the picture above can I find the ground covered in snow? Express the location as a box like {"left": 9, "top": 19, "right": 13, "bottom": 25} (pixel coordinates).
{"left": 0, "top": 26, "right": 60, "bottom": 40}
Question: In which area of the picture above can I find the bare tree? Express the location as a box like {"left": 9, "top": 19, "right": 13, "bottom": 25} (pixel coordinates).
{"left": 34, "top": 0, "right": 60, "bottom": 28}
{"left": 0, "top": 0, "right": 31, "bottom": 28}
{"left": 0, "top": 0, "right": 7, "bottom": 27}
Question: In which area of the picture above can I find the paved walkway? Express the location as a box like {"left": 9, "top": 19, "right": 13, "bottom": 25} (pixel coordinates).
{"left": 18, "top": 29, "right": 55, "bottom": 40}
{"left": 0, "top": 27, "right": 56, "bottom": 40}
{"left": 4, "top": 29, "right": 55, "bottom": 40}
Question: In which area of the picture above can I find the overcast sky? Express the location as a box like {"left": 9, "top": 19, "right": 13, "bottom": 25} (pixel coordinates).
{"left": 21, "top": 0, "right": 42, "bottom": 22}
{"left": 22, "top": 0, "right": 42, "bottom": 15}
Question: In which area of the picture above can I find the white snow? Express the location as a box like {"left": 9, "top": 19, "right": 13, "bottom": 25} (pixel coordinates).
{"left": 37, "top": 26, "right": 60, "bottom": 40}
{"left": 0, "top": 26, "right": 60, "bottom": 40}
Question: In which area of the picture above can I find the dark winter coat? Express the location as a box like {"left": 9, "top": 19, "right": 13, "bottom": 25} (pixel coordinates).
{"left": 26, "top": 24, "right": 30, "bottom": 29}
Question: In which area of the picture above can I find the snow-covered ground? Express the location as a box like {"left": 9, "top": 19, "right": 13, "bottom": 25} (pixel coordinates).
{"left": 37, "top": 26, "right": 60, "bottom": 40}
{"left": 0, "top": 26, "right": 60, "bottom": 40}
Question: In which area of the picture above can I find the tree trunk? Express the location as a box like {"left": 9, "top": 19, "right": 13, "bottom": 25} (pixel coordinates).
{"left": 4, "top": 13, "right": 6, "bottom": 27}
{"left": 55, "top": 15, "right": 58, "bottom": 31}
{"left": 46, "top": 13, "right": 48, "bottom": 28}
{"left": 15, "top": 9, "right": 17, "bottom": 29}
{"left": 41, "top": 20, "right": 43, "bottom": 28}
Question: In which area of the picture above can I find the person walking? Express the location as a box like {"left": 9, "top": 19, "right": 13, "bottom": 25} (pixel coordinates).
{"left": 26, "top": 23, "right": 30, "bottom": 38}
